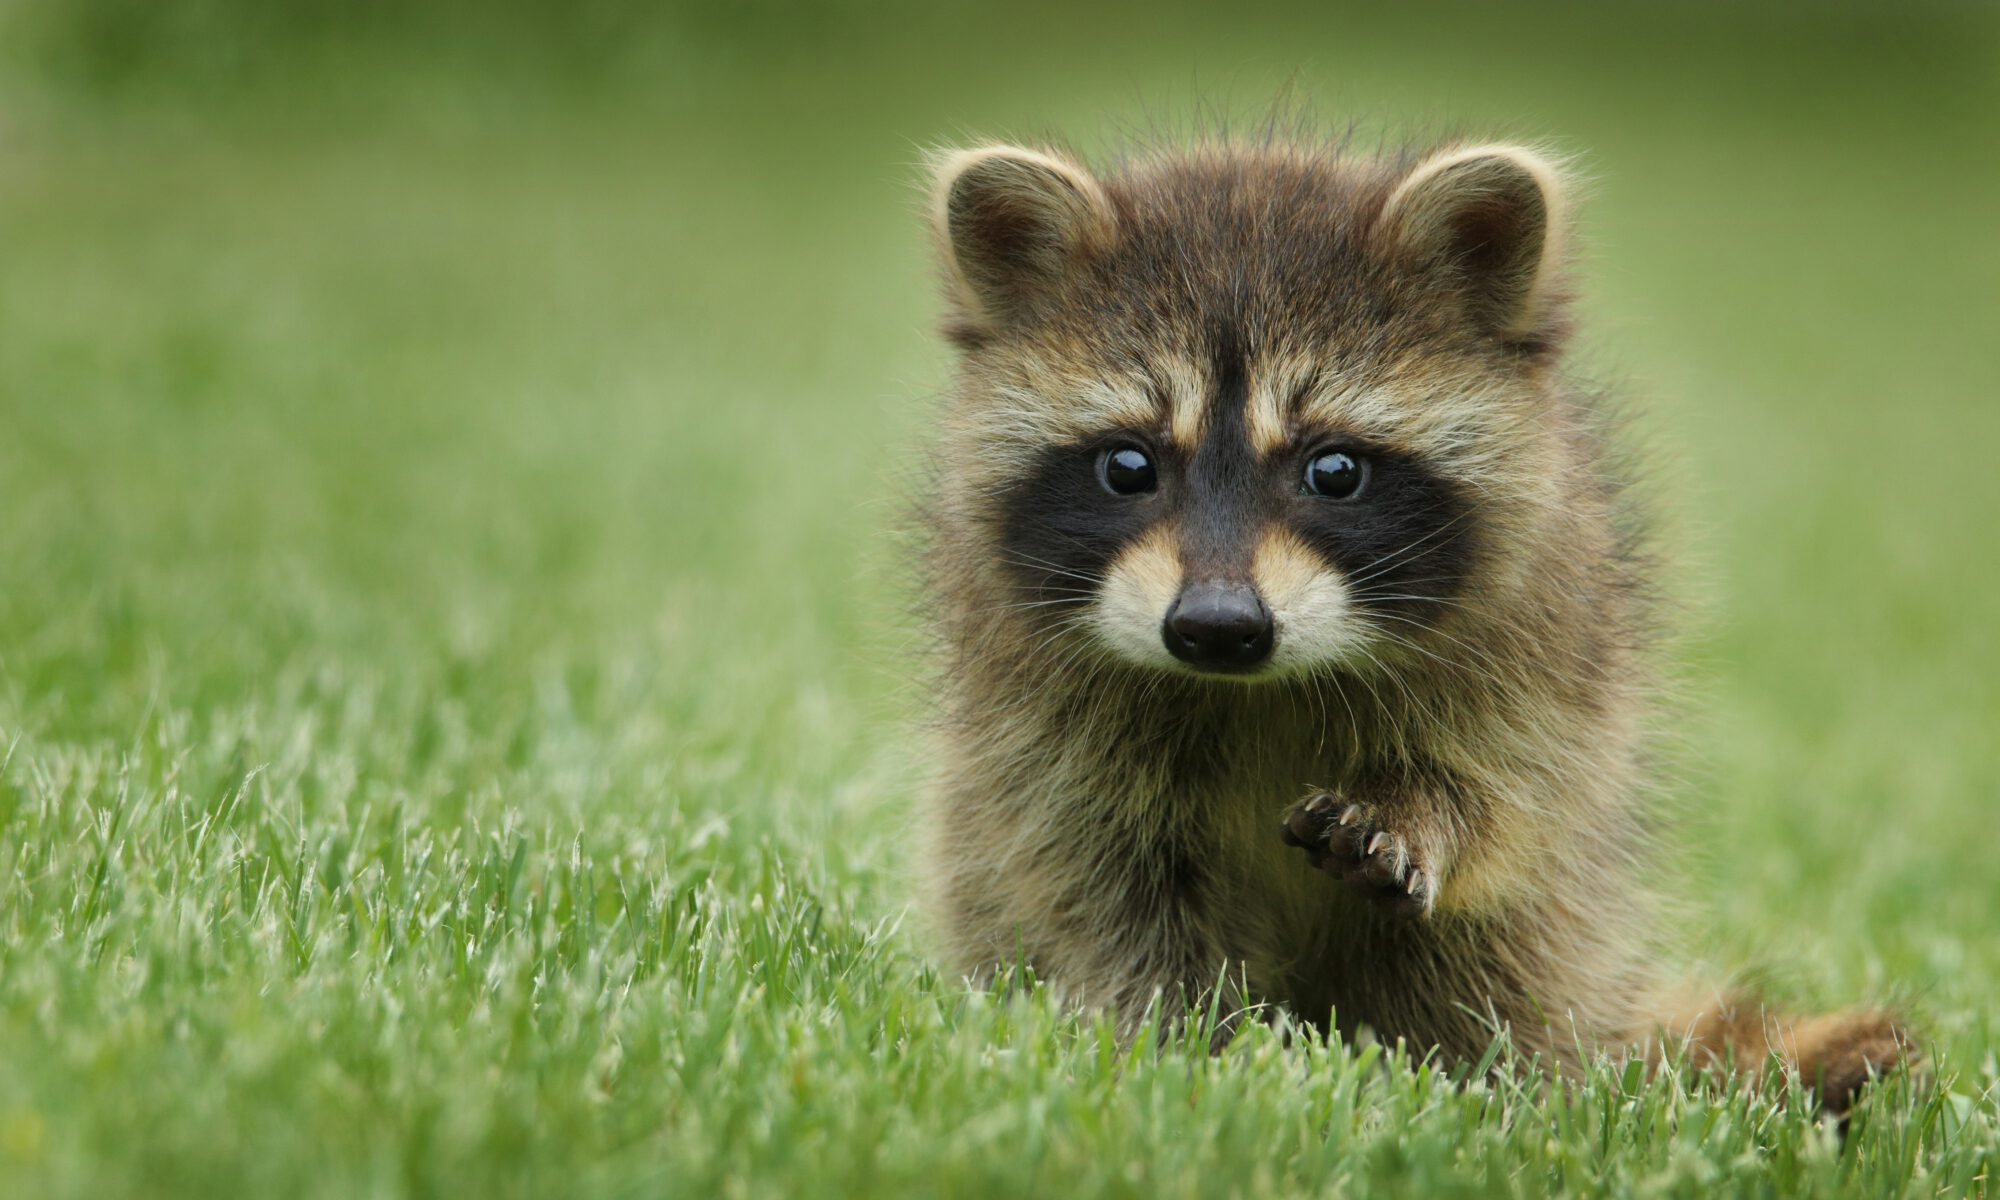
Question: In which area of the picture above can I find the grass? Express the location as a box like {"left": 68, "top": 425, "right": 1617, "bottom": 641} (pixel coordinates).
{"left": 0, "top": 1, "right": 1996, "bottom": 1195}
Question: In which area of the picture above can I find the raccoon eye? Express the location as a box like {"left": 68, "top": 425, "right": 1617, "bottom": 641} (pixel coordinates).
{"left": 1304, "top": 450, "right": 1368, "bottom": 499}
{"left": 1098, "top": 445, "right": 1157, "bottom": 496}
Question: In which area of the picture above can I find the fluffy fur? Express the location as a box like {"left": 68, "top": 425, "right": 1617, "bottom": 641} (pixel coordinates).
{"left": 914, "top": 131, "right": 1909, "bottom": 1112}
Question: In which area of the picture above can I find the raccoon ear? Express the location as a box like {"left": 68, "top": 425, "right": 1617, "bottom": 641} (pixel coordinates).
{"left": 929, "top": 144, "right": 1113, "bottom": 331}
{"left": 1379, "top": 144, "right": 1568, "bottom": 345}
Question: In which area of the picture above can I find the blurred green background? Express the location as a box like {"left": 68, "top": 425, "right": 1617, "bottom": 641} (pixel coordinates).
{"left": 0, "top": 1, "right": 1995, "bottom": 1195}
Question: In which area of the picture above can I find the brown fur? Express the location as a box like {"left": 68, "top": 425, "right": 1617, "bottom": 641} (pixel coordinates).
{"left": 914, "top": 132, "right": 1911, "bottom": 1112}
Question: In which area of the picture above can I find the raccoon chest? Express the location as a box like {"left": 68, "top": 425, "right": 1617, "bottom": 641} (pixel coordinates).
{"left": 1030, "top": 753, "right": 1340, "bottom": 1003}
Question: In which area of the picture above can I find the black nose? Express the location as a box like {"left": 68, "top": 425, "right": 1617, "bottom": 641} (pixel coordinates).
{"left": 1163, "top": 582, "right": 1274, "bottom": 671}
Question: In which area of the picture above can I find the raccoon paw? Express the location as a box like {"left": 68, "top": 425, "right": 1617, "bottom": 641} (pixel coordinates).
{"left": 1280, "top": 791, "right": 1434, "bottom": 916}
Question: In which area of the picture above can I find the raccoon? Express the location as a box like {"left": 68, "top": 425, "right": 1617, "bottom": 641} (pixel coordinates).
{"left": 914, "top": 133, "right": 1911, "bottom": 1111}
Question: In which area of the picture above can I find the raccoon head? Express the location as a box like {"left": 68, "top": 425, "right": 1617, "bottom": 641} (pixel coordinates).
{"left": 928, "top": 140, "right": 1572, "bottom": 680}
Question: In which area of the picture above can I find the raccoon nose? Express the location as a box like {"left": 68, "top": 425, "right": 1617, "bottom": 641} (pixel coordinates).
{"left": 1163, "top": 582, "right": 1274, "bottom": 671}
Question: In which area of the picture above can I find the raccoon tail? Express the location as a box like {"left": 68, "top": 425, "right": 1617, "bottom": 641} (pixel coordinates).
{"left": 1644, "top": 984, "right": 1917, "bottom": 1114}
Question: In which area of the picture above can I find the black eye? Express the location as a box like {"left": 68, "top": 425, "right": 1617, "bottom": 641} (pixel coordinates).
{"left": 1304, "top": 450, "right": 1367, "bottom": 499}
{"left": 1099, "top": 445, "right": 1157, "bottom": 495}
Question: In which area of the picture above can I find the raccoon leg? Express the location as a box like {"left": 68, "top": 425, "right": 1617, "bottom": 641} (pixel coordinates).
{"left": 1280, "top": 787, "right": 1449, "bottom": 916}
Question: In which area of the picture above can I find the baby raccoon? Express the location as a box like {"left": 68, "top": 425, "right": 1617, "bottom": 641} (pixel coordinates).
{"left": 914, "top": 134, "right": 1911, "bottom": 1111}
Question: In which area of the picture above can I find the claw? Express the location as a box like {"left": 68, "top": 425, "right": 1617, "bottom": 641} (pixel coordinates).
{"left": 1280, "top": 806, "right": 1319, "bottom": 847}
{"left": 1337, "top": 805, "right": 1362, "bottom": 827}
{"left": 1304, "top": 792, "right": 1336, "bottom": 815}
{"left": 1406, "top": 868, "right": 1425, "bottom": 896}
{"left": 1364, "top": 832, "right": 1389, "bottom": 858}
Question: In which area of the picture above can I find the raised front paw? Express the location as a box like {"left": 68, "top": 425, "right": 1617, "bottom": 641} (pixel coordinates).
{"left": 1280, "top": 790, "right": 1434, "bottom": 916}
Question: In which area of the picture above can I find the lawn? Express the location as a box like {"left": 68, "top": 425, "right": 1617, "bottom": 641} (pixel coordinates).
{"left": 0, "top": 1, "right": 1995, "bottom": 1195}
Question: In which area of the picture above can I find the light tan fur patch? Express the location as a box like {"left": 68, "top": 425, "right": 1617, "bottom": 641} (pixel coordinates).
{"left": 1158, "top": 356, "right": 1207, "bottom": 452}
{"left": 1244, "top": 357, "right": 1307, "bottom": 456}
{"left": 1087, "top": 526, "right": 1184, "bottom": 669}
{"left": 959, "top": 356, "right": 1164, "bottom": 456}
{"left": 1252, "top": 526, "right": 1369, "bottom": 674}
